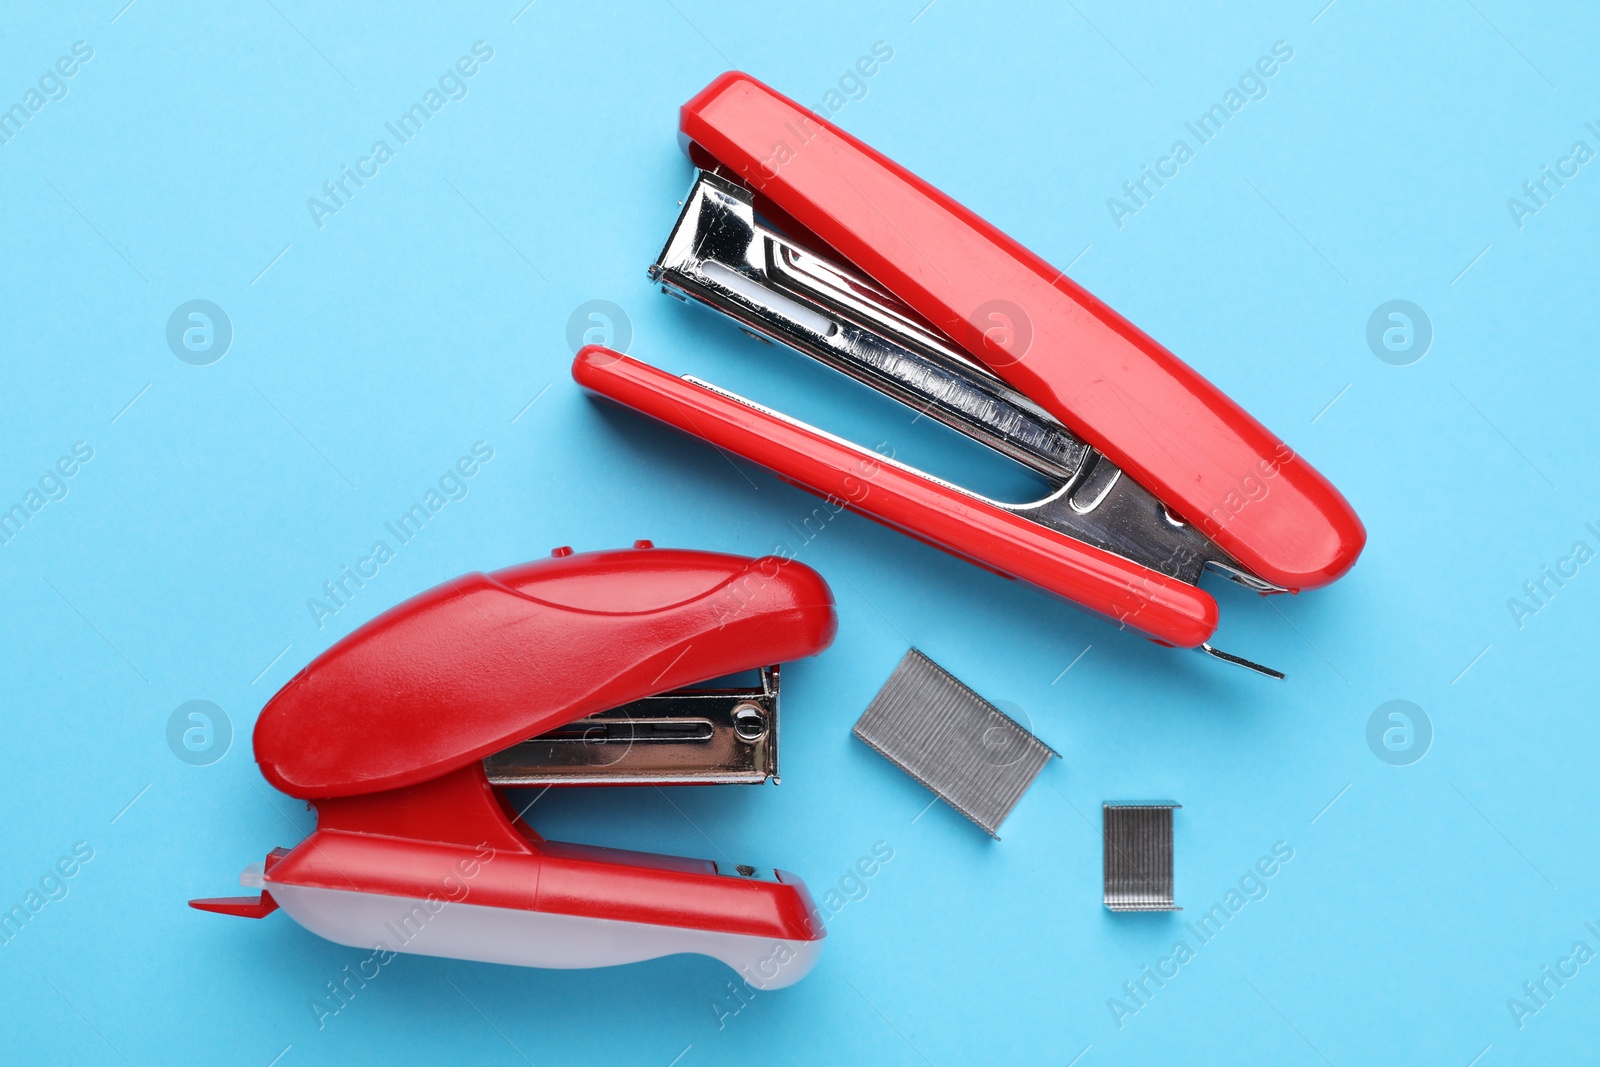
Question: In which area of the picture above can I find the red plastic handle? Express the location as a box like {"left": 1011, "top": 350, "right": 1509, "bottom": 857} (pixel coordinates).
{"left": 255, "top": 546, "right": 837, "bottom": 799}
{"left": 573, "top": 347, "right": 1218, "bottom": 648}
{"left": 679, "top": 72, "right": 1365, "bottom": 591}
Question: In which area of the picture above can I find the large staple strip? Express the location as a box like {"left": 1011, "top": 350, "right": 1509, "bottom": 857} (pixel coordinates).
{"left": 853, "top": 649, "right": 1058, "bottom": 838}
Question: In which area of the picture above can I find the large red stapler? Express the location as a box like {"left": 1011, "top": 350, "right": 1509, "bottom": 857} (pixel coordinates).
{"left": 574, "top": 73, "right": 1366, "bottom": 676}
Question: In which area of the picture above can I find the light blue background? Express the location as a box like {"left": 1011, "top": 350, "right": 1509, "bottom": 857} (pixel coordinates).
{"left": 3, "top": 1, "right": 1597, "bottom": 1063}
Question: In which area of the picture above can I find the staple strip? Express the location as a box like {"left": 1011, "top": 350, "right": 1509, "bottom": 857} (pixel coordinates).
{"left": 853, "top": 649, "right": 1058, "bottom": 838}
{"left": 1102, "top": 803, "right": 1180, "bottom": 911}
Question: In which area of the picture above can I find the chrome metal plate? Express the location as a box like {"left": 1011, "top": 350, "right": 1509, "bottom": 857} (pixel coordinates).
{"left": 484, "top": 665, "right": 780, "bottom": 786}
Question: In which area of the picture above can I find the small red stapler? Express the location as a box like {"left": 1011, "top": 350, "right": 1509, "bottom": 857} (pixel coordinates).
{"left": 573, "top": 73, "right": 1366, "bottom": 676}
{"left": 191, "top": 544, "right": 836, "bottom": 989}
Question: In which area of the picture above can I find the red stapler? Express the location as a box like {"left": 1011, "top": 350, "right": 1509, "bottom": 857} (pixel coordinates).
{"left": 573, "top": 72, "right": 1366, "bottom": 676}
{"left": 190, "top": 544, "right": 836, "bottom": 989}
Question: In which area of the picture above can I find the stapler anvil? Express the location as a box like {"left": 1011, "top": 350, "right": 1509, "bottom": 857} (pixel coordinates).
{"left": 572, "top": 72, "right": 1366, "bottom": 676}
{"left": 190, "top": 544, "right": 837, "bottom": 989}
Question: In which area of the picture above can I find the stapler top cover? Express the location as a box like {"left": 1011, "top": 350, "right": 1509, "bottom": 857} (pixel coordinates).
{"left": 255, "top": 545, "right": 838, "bottom": 799}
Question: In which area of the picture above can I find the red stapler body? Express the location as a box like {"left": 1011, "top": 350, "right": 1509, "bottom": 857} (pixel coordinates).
{"left": 191, "top": 545, "right": 837, "bottom": 989}
{"left": 573, "top": 72, "right": 1365, "bottom": 676}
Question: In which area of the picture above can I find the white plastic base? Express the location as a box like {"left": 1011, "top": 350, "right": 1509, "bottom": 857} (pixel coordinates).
{"left": 267, "top": 881, "right": 822, "bottom": 989}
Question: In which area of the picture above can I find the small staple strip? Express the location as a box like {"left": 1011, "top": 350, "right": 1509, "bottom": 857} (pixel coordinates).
{"left": 1102, "top": 802, "right": 1180, "bottom": 911}
{"left": 853, "top": 649, "right": 1058, "bottom": 838}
